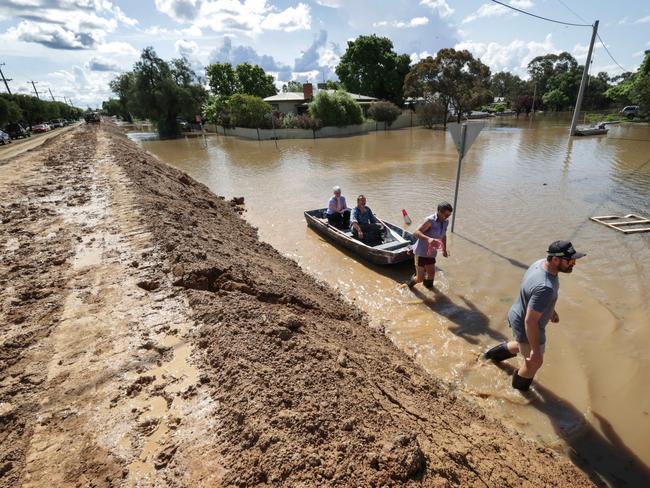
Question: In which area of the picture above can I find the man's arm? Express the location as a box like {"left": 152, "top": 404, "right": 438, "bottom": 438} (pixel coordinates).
{"left": 441, "top": 234, "right": 449, "bottom": 257}
{"left": 350, "top": 209, "right": 362, "bottom": 236}
{"left": 368, "top": 208, "right": 379, "bottom": 224}
{"left": 523, "top": 307, "right": 544, "bottom": 369}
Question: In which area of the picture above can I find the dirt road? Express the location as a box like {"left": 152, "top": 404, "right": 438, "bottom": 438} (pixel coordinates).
{"left": 0, "top": 123, "right": 595, "bottom": 486}
{"left": 0, "top": 123, "right": 81, "bottom": 162}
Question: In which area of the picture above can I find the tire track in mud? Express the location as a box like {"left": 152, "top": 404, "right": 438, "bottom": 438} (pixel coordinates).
{"left": 1, "top": 126, "right": 222, "bottom": 487}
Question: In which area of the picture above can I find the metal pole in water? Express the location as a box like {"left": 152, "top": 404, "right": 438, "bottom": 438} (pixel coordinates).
{"left": 569, "top": 20, "right": 599, "bottom": 137}
{"left": 450, "top": 123, "right": 467, "bottom": 233}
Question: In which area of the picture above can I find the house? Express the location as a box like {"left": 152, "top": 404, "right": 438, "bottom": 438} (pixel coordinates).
{"left": 264, "top": 83, "right": 378, "bottom": 115}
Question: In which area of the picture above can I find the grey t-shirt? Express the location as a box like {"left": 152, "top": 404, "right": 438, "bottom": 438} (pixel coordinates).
{"left": 507, "top": 259, "right": 559, "bottom": 345}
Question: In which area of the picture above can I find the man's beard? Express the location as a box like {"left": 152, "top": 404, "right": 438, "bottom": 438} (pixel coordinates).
{"left": 560, "top": 265, "right": 574, "bottom": 273}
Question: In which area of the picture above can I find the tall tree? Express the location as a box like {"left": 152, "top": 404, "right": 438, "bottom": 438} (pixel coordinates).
{"left": 282, "top": 81, "right": 303, "bottom": 93}
{"left": 235, "top": 63, "right": 277, "bottom": 98}
{"left": 205, "top": 62, "right": 239, "bottom": 97}
{"left": 490, "top": 71, "right": 526, "bottom": 102}
{"left": 111, "top": 47, "right": 206, "bottom": 138}
{"left": 335, "top": 35, "right": 411, "bottom": 105}
{"left": 404, "top": 49, "right": 491, "bottom": 124}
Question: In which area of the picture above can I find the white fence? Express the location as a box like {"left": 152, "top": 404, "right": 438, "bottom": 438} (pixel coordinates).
{"left": 204, "top": 111, "right": 424, "bottom": 141}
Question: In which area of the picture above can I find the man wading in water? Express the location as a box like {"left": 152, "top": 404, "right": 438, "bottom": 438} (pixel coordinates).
{"left": 482, "top": 241, "right": 586, "bottom": 391}
{"left": 407, "top": 202, "right": 452, "bottom": 288}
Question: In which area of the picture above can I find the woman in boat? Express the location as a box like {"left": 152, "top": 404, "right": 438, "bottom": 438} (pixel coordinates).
{"left": 326, "top": 185, "right": 350, "bottom": 229}
{"left": 350, "top": 194, "right": 384, "bottom": 245}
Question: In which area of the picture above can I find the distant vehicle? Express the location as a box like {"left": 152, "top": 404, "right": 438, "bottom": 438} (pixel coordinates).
{"left": 0, "top": 130, "right": 11, "bottom": 145}
{"left": 32, "top": 123, "right": 50, "bottom": 133}
{"left": 620, "top": 105, "right": 639, "bottom": 118}
{"left": 48, "top": 119, "right": 63, "bottom": 128}
{"left": 84, "top": 112, "right": 101, "bottom": 123}
{"left": 5, "top": 123, "right": 30, "bottom": 139}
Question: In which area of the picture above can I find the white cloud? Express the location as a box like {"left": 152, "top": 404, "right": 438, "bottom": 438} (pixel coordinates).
{"left": 373, "top": 17, "right": 429, "bottom": 28}
{"left": 635, "top": 15, "right": 650, "bottom": 24}
{"left": 314, "top": 0, "right": 342, "bottom": 7}
{"left": 462, "top": 0, "right": 533, "bottom": 24}
{"left": 455, "top": 34, "right": 558, "bottom": 76}
{"left": 260, "top": 3, "right": 311, "bottom": 32}
{"left": 420, "top": 0, "right": 454, "bottom": 19}
{"left": 86, "top": 55, "right": 122, "bottom": 72}
{"left": 155, "top": 0, "right": 311, "bottom": 35}
{"left": 410, "top": 51, "right": 434, "bottom": 64}
{"left": 175, "top": 39, "right": 199, "bottom": 57}
{"left": 0, "top": 0, "right": 137, "bottom": 50}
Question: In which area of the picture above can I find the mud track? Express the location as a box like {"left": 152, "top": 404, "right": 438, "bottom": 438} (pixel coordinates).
{"left": 0, "top": 123, "right": 594, "bottom": 486}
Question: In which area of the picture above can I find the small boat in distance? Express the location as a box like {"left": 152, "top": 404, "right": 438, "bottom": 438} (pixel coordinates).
{"left": 304, "top": 208, "right": 415, "bottom": 265}
{"left": 575, "top": 125, "right": 609, "bottom": 136}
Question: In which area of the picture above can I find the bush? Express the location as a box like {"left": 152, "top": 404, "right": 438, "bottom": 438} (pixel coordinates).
{"left": 416, "top": 101, "right": 445, "bottom": 128}
{"left": 308, "top": 90, "right": 363, "bottom": 127}
{"left": 228, "top": 93, "right": 272, "bottom": 128}
{"left": 281, "top": 113, "right": 298, "bottom": 129}
{"left": 202, "top": 95, "right": 230, "bottom": 126}
{"left": 296, "top": 113, "right": 322, "bottom": 130}
{"left": 367, "top": 101, "right": 402, "bottom": 126}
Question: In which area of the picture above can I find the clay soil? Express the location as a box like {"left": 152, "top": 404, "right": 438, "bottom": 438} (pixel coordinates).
{"left": 0, "top": 123, "right": 595, "bottom": 487}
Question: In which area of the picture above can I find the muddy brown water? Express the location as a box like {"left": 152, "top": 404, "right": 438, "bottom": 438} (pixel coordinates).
{"left": 133, "top": 116, "right": 650, "bottom": 485}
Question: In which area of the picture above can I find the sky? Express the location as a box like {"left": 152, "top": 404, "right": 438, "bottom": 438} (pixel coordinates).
{"left": 1, "top": 0, "right": 648, "bottom": 108}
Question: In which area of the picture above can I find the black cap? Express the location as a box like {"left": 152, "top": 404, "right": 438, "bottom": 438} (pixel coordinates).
{"left": 547, "top": 240, "right": 586, "bottom": 259}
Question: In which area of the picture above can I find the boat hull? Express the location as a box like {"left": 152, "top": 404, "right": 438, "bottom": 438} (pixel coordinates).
{"left": 304, "top": 209, "right": 415, "bottom": 265}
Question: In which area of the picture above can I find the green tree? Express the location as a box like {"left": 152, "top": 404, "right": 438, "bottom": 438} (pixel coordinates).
{"left": 542, "top": 88, "right": 569, "bottom": 111}
{"left": 202, "top": 95, "right": 231, "bottom": 127}
{"left": 111, "top": 47, "right": 206, "bottom": 138}
{"left": 416, "top": 101, "right": 445, "bottom": 128}
{"left": 308, "top": 90, "right": 362, "bottom": 127}
{"left": 490, "top": 71, "right": 526, "bottom": 102}
{"left": 631, "top": 50, "right": 650, "bottom": 118}
{"left": 234, "top": 63, "right": 277, "bottom": 98}
{"left": 367, "top": 101, "right": 401, "bottom": 127}
{"left": 282, "top": 81, "right": 303, "bottom": 93}
{"left": 405, "top": 49, "right": 491, "bottom": 125}
{"left": 228, "top": 93, "right": 272, "bottom": 128}
{"left": 205, "top": 62, "right": 239, "bottom": 96}
{"left": 335, "top": 35, "right": 411, "bottom": 105}
{"left": 0, "top": 96, "right": 23, "bottom": 126}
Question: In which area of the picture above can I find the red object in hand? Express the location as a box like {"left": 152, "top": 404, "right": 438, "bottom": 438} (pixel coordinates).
{"left": 427, "top": 239, "right": 442, "bottom": 254}
{"left": 402, "top": 208, "right": 412, "bottom": 225}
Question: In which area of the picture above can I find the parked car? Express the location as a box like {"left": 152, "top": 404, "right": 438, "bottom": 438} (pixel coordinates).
{"left": 0, "top": 130, "right": 11, "bottom": 145}
{"left": 620, "top": 105, "right": 639, "bottom": 118}
{"left": 48, "top": 119, "right": 64, "bottom": 128}
{"left": 32, "top": 123, "right": 50, "bottom": 133}
{"left": 5, "top": 123, "right": 30, "bottom": 139}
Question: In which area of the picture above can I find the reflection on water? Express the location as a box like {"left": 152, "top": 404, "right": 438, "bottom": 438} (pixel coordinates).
{"left": 136, "top": 115, "right": 650, "bottom": 485}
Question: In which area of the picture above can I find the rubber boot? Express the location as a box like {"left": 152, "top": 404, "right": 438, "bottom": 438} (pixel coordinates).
{"left": 482, "top": 342, "right": 516, "bottom": 362}
{"left": 512, "top": 370, "right": 533, "bottom": 391}
{"left": 406, "top": 275, "right": 417, "bottom": 288}
{"left": 423, "top": 279, "right": 434, "bottom": 289}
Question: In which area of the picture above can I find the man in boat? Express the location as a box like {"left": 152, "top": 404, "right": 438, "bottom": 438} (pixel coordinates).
{"left": 350, "top": 195, "right": 384, "bottom": 245}
{"left": 325, "top": 185, "right": 350, "bottom": 229}
{"left": 407, "top": 202, "right": 452, "bottom": 289}
{"left": 482, "top": 241, "right": 586, "bottom": 391}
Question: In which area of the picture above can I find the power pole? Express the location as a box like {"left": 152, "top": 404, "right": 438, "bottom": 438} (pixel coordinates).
{"left": 531, "top": 82, "right": 537, "bottom": 117}
{"left": 0, "top": 63, "right": 12, "bottom": 95}
{"left": 48, "top": 87, "right": 55, "bottom": 102}
{"left": 569, "top": 20, "right": 599, "bottom": 137}
{"left": 28, "top": 80, "right": 39, "bottom": 99}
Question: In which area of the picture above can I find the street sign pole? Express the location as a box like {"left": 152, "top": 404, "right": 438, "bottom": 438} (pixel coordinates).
{"left": 450, "top": 124, "right": 467, "bottom": 233}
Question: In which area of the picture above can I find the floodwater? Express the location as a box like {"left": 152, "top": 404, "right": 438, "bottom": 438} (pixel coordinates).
{"left": 134, "top": 115, "right": 650, "bottom": 486}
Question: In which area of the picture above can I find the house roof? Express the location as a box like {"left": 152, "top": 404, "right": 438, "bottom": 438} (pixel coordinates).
{"left": 264, "top": 92, "right": 306, "bottom": 102}
{"left": 263, "top": 90, "right": 378, "bottom": 103}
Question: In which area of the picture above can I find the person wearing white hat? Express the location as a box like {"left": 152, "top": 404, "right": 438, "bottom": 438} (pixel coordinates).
{"left": 325, "top": 185, "right": 350, "bottom": 229}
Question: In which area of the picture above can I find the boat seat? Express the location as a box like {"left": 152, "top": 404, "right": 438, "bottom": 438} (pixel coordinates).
{"left": 374, "top": 241, "right": 411, "bottom": 251}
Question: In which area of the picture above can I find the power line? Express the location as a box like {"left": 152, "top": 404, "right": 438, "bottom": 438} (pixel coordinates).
{"left": 555, "top": 0, "right": 588, "bottom": 24}
{"left": 489, "top": 0, "right": 592, "bottom": 27}
{"left": 596, "top": 33, "right": 627, "bottom": 73}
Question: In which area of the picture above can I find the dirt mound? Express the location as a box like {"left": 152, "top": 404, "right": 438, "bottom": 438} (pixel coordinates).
{"left": 102, "top": 122, "right": 594, "bottom": 487}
